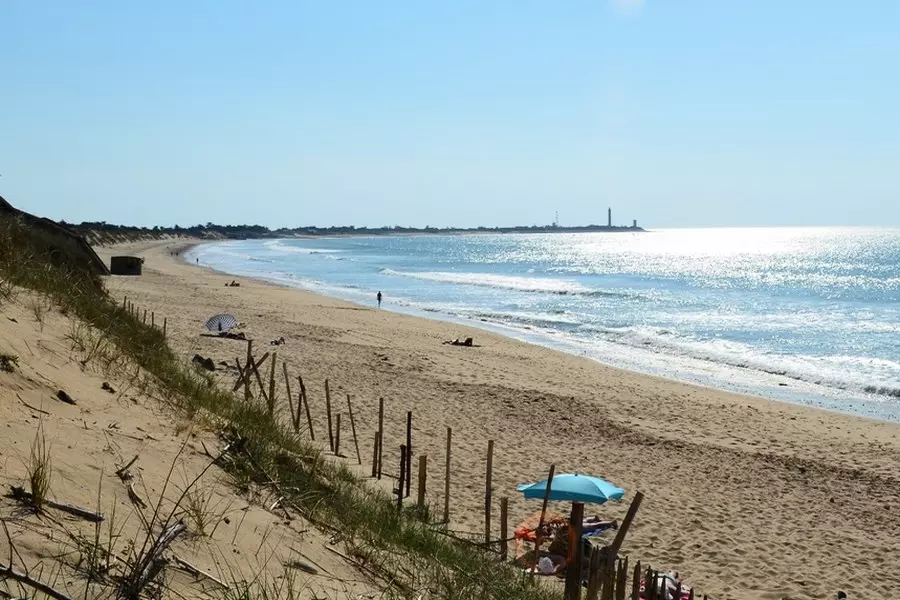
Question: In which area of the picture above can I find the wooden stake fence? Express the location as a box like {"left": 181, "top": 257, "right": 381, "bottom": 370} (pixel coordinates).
{"left": 530, "top": 463, "right": 555, "bottom": 580}
{"left": 397, "top": 445, "right": 407, "bottom": 511}
{"left": 346, "top": 395, "right": 361, "bottom": 464}
{"left": 484, "top": 439, "right": 494, "bottom": 544}
{"left": 377, "top": 398, "right": 385, "bottom": 479}
{"left": 443, "top": 427, "right": 452, "bottom": 523}
{"left": 416, "top": 455, "right": 427, "bottom": 506}
{"left": 283, "top": 363, "right": 297, "bottom": 432}
{"left": 371, "top": 432, "right": 380, "bottom": 478}
{"left": 563, "top": 502, "right": 585, "bottom": 600}
{"left": 335, "top": 413, "right": 341, "bottom": 456}
{"left": 267, "top": 352, "right": 277, "bottom": 416}
{"left": 405, "top": 411, "right": 412, "bottom": 498}
{"left": 244, "top": 340, "right": 253, "bottom": 404}
{"left": 325, "top": 379, "right": 334, "bottom": 452}
{"left": 499, "top": 497, "right": 508, "bottom": 561}
{"left": 299, "top": 375, "right": 314, "bottom": 440}
{"left": 224, "top": 361, "right": 704, "bottom": 597}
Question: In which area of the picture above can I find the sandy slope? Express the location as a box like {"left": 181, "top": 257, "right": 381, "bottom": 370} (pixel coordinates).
{"left": 0, "top": 290, "right": 376, "bottom": 598}
{"left": 97, "top": 240, "right": 900, "bottom": 600}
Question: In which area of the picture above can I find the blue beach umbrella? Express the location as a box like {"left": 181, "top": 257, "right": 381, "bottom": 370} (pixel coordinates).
{"left": 516, "top": 473, "right": 625, "bottom": 504}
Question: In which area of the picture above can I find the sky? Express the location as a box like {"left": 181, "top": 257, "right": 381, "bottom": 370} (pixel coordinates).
{"left": 1, "top": 1, "right": 898, "bottom": 229}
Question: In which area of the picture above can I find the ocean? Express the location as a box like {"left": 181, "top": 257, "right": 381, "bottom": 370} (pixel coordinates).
{"left": 186, "top": 228, "right": 900, "bottom": 422}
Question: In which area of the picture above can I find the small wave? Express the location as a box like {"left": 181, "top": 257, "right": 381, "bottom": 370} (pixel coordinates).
{"left": 469, "top": 310, "right": 583, "bottom": 329}
{"left": 379, "top": 269, "right": 629, "bottom": 298}
{"left": 263, "top": 240, "right": 341, "bottom": 254}
{"left": 581, "top": 325, "right": 900, "bottom": 401}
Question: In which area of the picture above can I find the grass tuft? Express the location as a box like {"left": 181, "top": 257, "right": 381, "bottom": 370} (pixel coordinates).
{"left": 27, "top": 421, "right": 53, "bottom": 512}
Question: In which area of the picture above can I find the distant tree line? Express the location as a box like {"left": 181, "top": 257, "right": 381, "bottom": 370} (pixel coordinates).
{"left": 61, "top": 220, "right": 643, "bottom": 241}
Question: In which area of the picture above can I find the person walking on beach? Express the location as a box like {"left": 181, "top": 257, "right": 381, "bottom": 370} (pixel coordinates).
{"left": 377, "top": 291, "right": 382, "bottom": 308}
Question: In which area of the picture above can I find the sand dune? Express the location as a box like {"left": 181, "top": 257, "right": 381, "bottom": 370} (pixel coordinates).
{"left": 98, "top": 240, "right": 900, "bottom": 600}
{"left": 0, "top": 288, "right": 376, "bottom": 598}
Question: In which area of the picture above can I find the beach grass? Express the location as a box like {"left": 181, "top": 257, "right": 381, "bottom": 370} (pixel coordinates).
{"left": 0, "top": 214, "right": 558, "bottom": 600}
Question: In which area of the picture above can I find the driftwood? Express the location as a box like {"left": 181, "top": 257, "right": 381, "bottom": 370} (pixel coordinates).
{"left": 116, "top": 455, "right": 139, "bottom": 481}
{"left": 127, "top": 482, "right": 148, "bottom": 510}
{"left": 172, "top": 554, "right": 229, "bottom": 589}
{"left": 18, "top": 398, "right": 50, "bottom": 416}
{"left": 8, "top": 486, "right": 103, "bottom": 522}
{"left": 0, "top": 561, "right": 73, "bottom": 600}
{"left": 125, "top": 521, "right": 187, "bottom": 596}
{"left": 1, "top": 520, "right": 73, "bottom": 600}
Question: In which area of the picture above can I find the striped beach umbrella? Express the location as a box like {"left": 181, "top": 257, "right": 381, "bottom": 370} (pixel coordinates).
{"left": 204, "top": 313, "right": 238, "bottom": 333}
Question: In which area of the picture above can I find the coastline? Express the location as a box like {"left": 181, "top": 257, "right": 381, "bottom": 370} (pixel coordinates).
{"left": 187, "top": 237, "right": 900, "bottom": 424}
{"left": 97, "top": 239, "right": 900, "bottom": 599}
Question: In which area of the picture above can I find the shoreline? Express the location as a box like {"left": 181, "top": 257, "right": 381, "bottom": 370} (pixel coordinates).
{"left": 185, "top": 238, "right": 899, "bottom": 425}
{"left": 97, "top": 238, "right": 900, "bottom": 599}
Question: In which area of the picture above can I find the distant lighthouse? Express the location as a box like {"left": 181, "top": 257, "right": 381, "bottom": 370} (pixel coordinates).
{"left": 607, "top": 207, "right": 612, "bottom": 227}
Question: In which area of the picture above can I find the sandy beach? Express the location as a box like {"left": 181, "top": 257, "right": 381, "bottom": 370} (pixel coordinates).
{"left": 99, "top": 239, "right": 900, "bottom": 600}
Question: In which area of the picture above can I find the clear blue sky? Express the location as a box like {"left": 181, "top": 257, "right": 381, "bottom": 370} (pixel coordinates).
{"left": 2, "top": 1, "right": 898, "bottom": 228}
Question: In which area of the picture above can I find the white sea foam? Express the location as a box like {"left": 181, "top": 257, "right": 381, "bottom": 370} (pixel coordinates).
{"left": 379, "top": 269, "right": 626, "bottom": 297}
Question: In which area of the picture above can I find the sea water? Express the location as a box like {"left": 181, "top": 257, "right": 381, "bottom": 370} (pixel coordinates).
{"left": 187, "top": 228, "right": 900, "bottom": 422}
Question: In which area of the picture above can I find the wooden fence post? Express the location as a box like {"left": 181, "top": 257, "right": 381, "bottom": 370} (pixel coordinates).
{"left": 443, "top": 427, "right": 452, "bottom": 524}
{"left": 499, "top": 497, "right": 508, "bottom": 561}
{"left": 405, "top": 411, "right": 412, "bottom": 497}
{"left": 530, "top": 464, "right": 556, "bottom": 580}
{"left": 377, "top": 398, "right": 385, "bottom": 480}
{"left": 249, "top": 353, "right": 270, "bottom": 402}
{"left": 616, "top": 557, "right": 628, "bottom": 600}
{"left": 417, "top": 455, "right": 427, "bottom": 507}
{"left": 244, "top": 340, "right": 253, "bottom": 404}
{"left": 335, "top": 413, "right": 341, "bottom": 456}
{"left": 151, "top": 312, "right": 155, "bottom": 327}
{"left": 122, "top": 296, "right": 127, "bottom": 309}
{"left": 142, "top": 309, "right": 147, "bottom": 324}
{"left": 631, "top": 562, "right": 641, "bottom": 600}
{"left": 325, "top": 379, "right": 334, "bottom": 451}
{"left": 283, "top": 363, "right": 297, "bottom": 432}
{"left": 267, "top": 352, "right": 277, "bottom": 417}
{"left": 346, "top": 395, "right": 362, "bottom": 464}
{"left": 298, "top": 375, "right": 314, "bottom": 440}
{"left": 371, "top": 432, "right": 380, "bottom": 478}
{"left": 564, "top": 502, "right": 585, "bottom": 600}
{"left": 397, "top": 445, "right": 406, "bottom": 511}
{"left": 484, "top": 440, "right": 494, "bottom": 544}
{"left": 585, "top": 547, "right": 603, "bottom": 600}
{"left": 607, "top": 492, "right": 644, "bottom": 558}
{"left": 162, "top": 317, "right": 167, "bottom": 339}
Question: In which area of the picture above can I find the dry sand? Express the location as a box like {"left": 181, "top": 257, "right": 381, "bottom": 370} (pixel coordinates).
{"left": 95, "top": 239, "right": 900, "bottom": 600}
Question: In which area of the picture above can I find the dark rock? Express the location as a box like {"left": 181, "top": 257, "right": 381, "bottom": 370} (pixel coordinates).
{"left": 56, "top": 390, "right": 76, "bottom": 405}
{"left": 191, "top": 354, "right": 215, "bottom": 371}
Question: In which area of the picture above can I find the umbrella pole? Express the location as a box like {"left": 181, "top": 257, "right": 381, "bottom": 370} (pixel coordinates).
{"left": 529, "top": 464, "right": 556, "bottom": 581}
